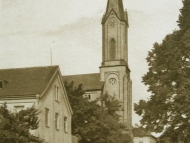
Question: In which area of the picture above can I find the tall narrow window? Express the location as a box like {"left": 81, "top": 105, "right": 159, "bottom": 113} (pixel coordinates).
{"left": 0, "top": 81, "right": 3, "bottom": 89}
{"left": 64, "top": 117, "right": 68, "bottom": 133}
{"left": 55, "top": 86, "right": 59, "bottom": 101}
{"left": 55, "top": 113, "right": 59, "bottom": 130}
{"left": 88, "top": 95, "right": 91, "bottom": 100}
{"left": 109, "top": 38, "right": 116, "bottom": 60}
{"left": 45, "top": 108, "right": 50, "bottom": 127}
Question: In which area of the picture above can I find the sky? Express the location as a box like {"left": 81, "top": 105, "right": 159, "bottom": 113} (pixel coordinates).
{"left": 0, "top": 0, "right": 183, "bottom": 126}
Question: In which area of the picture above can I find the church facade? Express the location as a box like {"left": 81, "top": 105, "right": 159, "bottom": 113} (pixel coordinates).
{"left": 63, "top": 0, "right": 132, "bottom": 128}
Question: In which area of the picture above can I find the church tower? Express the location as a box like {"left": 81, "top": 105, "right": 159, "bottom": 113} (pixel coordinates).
{"left": 100, "top": 0, "right": 132, "bottom": 128}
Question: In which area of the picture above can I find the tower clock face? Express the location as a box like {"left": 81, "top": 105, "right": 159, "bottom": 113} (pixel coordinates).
{"left": 109, "top": 18, "right": 117, "bottom": 28}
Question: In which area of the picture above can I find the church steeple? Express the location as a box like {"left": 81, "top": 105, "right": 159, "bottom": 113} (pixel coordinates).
{"left": 100, "top": 0, "right": 132, "bottom": 128}
{"left": 102, "top": 0, "right": 128, "bottom": 25}
{"left": 101, "top": 0, "right": 129, "bottom": 67}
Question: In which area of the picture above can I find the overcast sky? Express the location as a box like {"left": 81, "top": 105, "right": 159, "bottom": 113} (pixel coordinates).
{"left": 0, "top": 0, "right": 183, "bottom": 125}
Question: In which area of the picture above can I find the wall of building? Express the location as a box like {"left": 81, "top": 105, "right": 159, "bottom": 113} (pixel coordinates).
{"left": 0, "top": 99, "right": 36, "bottom": 112}
{"left": 102, "top": 11, "right": 128, "bottom": 63}
{"left": 133, "top": 136, "right": 157, "bottom": 143}
{"left": 0, "top": 98, "right": 39, "bottom": 137}
{"left": 0, "top": 72, "right": 72, "bottom": 143}
{"left": 100, "top": 65, "right": 132, "bottom": 125}
{"left": 38, "top": 72, "right": 72, "bottom": 143}
{"left": 84, "top": 91, "right": 101, "bottom": 101}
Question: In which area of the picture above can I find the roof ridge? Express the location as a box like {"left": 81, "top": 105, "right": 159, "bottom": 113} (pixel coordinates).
{"left": 0, "top": 65, "right": 59, "bottom": 71}
{"left": 63, "top": 73, "right": 99, "bottom": 76}
{"left": 133, "top": 128, "right": 156, "bottom": 139}
{"left": 140, "top": 128, "right": 150, "bottom": 136}
{"left": 133, "top": 128, "right": 147, "bottom": 135}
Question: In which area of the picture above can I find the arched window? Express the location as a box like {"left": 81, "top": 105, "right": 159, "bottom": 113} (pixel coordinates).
{"left": 109, "top": 38, "right": 116, "bottom": 60}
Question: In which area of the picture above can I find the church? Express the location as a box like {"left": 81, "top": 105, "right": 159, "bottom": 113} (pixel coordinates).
{"left": 0, "top": 0, "right": 134, "bottom": 142}
{"left": 63, "top": 0, "right": 132, "bottom": 128}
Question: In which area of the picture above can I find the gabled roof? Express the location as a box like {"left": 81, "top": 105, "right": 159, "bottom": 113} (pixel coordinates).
{"left": 102, "top": 0, "right": 128, "bottom": 25}
{"left": 62, "top": 73, "right": 104, "bottom": 91}
{"left": 132, "top": 128, "right": 157, "bottom": 139}
{"left": 0, "top": 66, "right": 59, "bottom": 97}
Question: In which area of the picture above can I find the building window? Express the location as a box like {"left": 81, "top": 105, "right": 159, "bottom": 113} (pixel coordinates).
{"left": 64, "top": 117, "right": 68, "bottom": 133}
{"left": 84, "top": 94, "right": 91, "bottom": 101}
{"left": 45, "top": 108, "right": 50, "bottom": 127}
{"left": 109, "top": 78, "right": 117, "bottom": 86}
{"left": 109, "top": 38, "right": 116, "bottom": 60}
{"left": 14, "top": 106, "right": 24, "bottom": 112}
{"left": 0, "top": 81, "right": 3, "bottom": 89}
{"left": 55, "top": 113, "right": 59, "bottom": 130}
{"left": 55, "top": 86, "right": 59, "bottom": 101}
{"left": 88, "top": 95, "right": 91, "bottom": 100}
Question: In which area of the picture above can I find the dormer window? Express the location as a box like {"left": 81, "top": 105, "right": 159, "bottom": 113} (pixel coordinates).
{"left": 0, "top": 80, "right": 3, "bottom": 89}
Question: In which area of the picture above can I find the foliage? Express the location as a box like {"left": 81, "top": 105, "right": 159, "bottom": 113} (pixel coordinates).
{"left": 0, "top": 103, "right": 43, "bottom": 143}
{"left": 64, "top": 81, "right": 132, "bottom": 143}
{"left": 134, "top": 0, "right": 190, "bottom": 142}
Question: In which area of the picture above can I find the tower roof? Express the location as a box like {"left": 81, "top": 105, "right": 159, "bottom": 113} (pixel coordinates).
{"left": 102, "top": 0, "right": 128, "bottom": 25}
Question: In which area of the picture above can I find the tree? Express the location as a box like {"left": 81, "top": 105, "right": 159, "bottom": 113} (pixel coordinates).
{"left": 64, "top": 81, "right": 132, "bottom": 143}
{"left": 0, "top": 103, "right": 42, "bottom": 143}
{"left": 134, "top": 0, "right": 190, "bottom": 142}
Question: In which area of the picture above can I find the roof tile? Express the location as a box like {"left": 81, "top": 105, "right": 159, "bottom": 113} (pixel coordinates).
{"left": 62, "top": 73, "right": 103, "bottom": 91}
{"left": 132, "top": 128, "right": 157, "bottom": 139}
{"left": 0, "top": 66, "right": 58, "bottom": 97}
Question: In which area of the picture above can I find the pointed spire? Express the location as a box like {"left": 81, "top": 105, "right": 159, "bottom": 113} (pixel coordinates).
{"left": 102, "top": 0, "right": 128, "bottom": 25}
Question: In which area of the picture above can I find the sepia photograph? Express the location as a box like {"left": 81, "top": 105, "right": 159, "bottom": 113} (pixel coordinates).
{"left": 0, "top": 0, "right": 189, "bottom": 142}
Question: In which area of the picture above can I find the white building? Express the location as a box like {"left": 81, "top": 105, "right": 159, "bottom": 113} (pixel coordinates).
{"left": 0, "top": 65, "right": 72, "bottom": 143}
{"left": 133, "top": 128, "right": 157, "bottom": 143}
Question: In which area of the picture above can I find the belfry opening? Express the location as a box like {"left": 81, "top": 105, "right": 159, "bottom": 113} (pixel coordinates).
{"left": 109, "top": 38, "right": 116, "bottom": 60}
